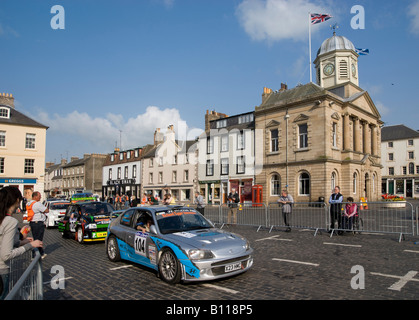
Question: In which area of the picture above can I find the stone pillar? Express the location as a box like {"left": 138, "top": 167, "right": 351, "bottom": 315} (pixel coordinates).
{"left": 343, "top": 113, "right": 351, "bottom": 151}
{"left": 362, "top": 120, "right": 371, "bottom": 154}
{"left": 353, "top": 117, "right": 362, "bottom": 153}
{"left": 371, "top": 124, "right": 377, "bottom": 156}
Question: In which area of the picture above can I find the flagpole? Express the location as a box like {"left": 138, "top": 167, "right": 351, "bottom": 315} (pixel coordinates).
{"left": 309, "top": 12, "right": 312, "bottom": 83}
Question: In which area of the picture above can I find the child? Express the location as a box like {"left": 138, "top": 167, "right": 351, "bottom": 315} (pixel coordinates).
{"left": 343, "top": 197, "right": 358, "bottom": 231}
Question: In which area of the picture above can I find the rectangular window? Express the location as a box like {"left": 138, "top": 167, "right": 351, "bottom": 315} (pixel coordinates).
{"left": 408, "top": 151, "right": 414, "bottom": 159}
{"left": 332, "top": 123, "right": 337, "bottom": 147}
{"left": 299, "top": 124, "right": 308, "bottom": 148}
{"left": 207, "top": 137, "right": 214, "bottom": 154}
{"left": 108, "top": 169, "right": 112, "bottom": 180}
{"left": 388, "top": 167, "right": 394, "bottom": 175}
{"left": 0, "top": 157, "right": 4, "bottom": 174}
{"left": 172, "top": 171, "right": 177, "bottom": 183}
{"left": 388, "top": 141, "right": 393, "bottom": 148}
{"left": 184, "top": 170, "right": 189, "bottom": 182}
{"left": 237, "top": 156, "right": 245, "bottom": 174}
{"left": 124, "top": 166, "right": 128, "bottom": 179}
{"left": 132, "top": 165, "right": 137, "bottom": 178}
{"left": 206, "top": 160, "right": 214, "bottom": 176}
{"left": 388, "top": 153, "right": 394, "bottom": 161}
{"left": 220, "top": 134, "right": 229, "bottom": 152}
{"left": 117, "top": 167, "right": 121, "bottom": 179}
{"left": 221, "top": 158, "right": 229, "bottom": 175}
{"left": 159, "top": 172, "right": 163, "bottom": 183}
{"left": 0, "top": 131, "right": 5, "bottom": 147}
{"left": 271, "top": 129, "right": 279, "bottom": 152}
{"left": 149, "top": 173, "right": 153, "bottom": 184}
{"left": 237, "top": 131, "right": 244, "bottom": 150}
{"left": 408, "top": 139, "right": 414, "bottom": 146}
{"left": 24, "top": 159, "right": 34, "bottom": 174}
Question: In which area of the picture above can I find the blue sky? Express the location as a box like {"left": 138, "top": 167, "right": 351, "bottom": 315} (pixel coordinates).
{"left": 1, "top": 0, "right": 418, "bottom": 163}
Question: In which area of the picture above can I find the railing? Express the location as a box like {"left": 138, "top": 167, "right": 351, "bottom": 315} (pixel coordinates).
{"left": 187, "top": 201, "right": 416, "bottom": 242}
{"left": 4, "top": 248, "right": 43, "bottom": 300}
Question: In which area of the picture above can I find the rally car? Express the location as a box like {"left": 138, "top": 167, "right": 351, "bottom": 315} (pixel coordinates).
{"left": 106, "top": 206, "right": 253, "bottom": 284}
{"left": 44, "top": 200, "right": 70, "bottom": 228}
{"left": 58, "top": 201, "right": 114, "bottom": 243}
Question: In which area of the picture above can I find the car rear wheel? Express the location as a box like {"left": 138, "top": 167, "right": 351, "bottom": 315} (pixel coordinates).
{"left": 107, "top": 235, "right": 121, "bottom": 262}
{"left": 159, "top": 248, "right": 181, "bottom": 284}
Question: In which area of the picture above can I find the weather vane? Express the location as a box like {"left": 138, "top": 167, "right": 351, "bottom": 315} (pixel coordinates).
{"left": 330, "top": 23, "right": 339, "bottom": 35}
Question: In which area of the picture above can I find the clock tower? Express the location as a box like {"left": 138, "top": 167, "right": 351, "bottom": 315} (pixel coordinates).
{"left": 314, "top": 32, "right": 359, "bottom": 89}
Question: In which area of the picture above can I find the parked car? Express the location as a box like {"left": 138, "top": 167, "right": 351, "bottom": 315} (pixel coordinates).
{"left": 106, "top": 206, "right": 253, "bottom": 284}
{"left": 45, "top": 200, "right": 70, "bottom": 228}
{"left": 58, "top": 202, "right": 114, "bottom": 243}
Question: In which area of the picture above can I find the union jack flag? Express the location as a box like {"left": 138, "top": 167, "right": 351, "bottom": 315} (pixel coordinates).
{"left": 311, "top": 13, "right": 332, "bottom": 25}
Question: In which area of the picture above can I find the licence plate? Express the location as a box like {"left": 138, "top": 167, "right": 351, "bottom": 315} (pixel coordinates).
{"left": 225, "top": 262, "right": 242, "bottom": 273}
{"left": 95, "top": 232, "right": 107, "bottom": 238}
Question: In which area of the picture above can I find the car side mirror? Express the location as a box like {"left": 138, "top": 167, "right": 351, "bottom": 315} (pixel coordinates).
{"left": 149, "top": 225, "right": 157, "bottom": 235}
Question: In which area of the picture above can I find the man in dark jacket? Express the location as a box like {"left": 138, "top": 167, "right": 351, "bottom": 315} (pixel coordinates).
{"left": 227, "top": 188, "right": 240, "bottom": 225}
{"left": 329, "top": 186, "right": 343, "bottom": 232}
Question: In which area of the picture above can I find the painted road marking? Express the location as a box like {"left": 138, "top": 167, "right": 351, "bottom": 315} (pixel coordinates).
{"left": 272, "top": 258, "right": 319, "bottom": 267}
{"left": 43, "top": 276, "right": 73, "bottom": 285}
{"left": 110, "top": 265, "right": 133, "bottom": 270}
{"left": 256, "top": 235, "right": 293, "bottom": 242}
{"left": 404, "top": 250, "right": 419, "bottom": 254}
{"left": 202, "top": 283, "right": 239, "bottom": 294}
{"left": 371, "top": 271, "right": 419, "bottom": 291}
{"left": 323, "top": 242, "right": 362, "bottom": 248}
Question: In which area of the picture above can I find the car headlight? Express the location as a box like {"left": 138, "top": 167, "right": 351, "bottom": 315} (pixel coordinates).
{"left": 87, "top": 224, "right": 97, "bottom": 229}
{"left": 188, "top": 249, "right": 214, "bottom": 260}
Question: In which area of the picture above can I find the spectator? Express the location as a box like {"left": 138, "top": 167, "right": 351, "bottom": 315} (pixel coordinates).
{"left": 278, "top": 190, "right": 294, "bottom": 232}
{"left": 0, "top": 187, "right": 43, "bottom": 299}
{"left": 227, "top": 188, "right": 240, "bottom": 225}
{"left": 329, "top": 186, "right": 343, "bottom": 233}
{"left": 194, "top": 192, "right": 205, "bottom": 215}
{"left": 26, "top": 191, "right": 49, "bottom": 259}
{"left": 343, "top": 197, "right": 358, "bottom": 232}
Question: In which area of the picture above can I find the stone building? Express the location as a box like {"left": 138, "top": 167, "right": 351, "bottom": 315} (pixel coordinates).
{"left": 255, "top": 33, "right": 383, "bottom": 204}
{"left": 0, "top": 92, "right": 48, "bottom": 199}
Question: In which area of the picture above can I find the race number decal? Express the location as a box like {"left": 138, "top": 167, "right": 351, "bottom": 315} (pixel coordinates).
{"left": 134, "top": 232, "right": 148, "bottom": 257}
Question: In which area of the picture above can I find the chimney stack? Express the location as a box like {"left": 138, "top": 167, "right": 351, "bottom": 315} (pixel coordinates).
{"left": 0, "top": 93, "right": 14, "bottom": 108}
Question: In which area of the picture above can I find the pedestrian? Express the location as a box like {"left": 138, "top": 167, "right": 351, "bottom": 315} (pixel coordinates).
{"left": 227, "top": 188, "right": 240, "bottom": 225}
{"left": 194, "top": 192, "right": 205, "bottom": 215}
{"left": 343, "top": 197, "right": 357, "bottom": 232}
{"left": 26, "top": 191, "right": 49, "bottom": 259}
{"left": 329, "top": 186, "right": 343, "bottom": 233}
{"left": 0, "top": 186, "right": 43, "bottom": 300}
{"left": 141, "top": 193, "right": 149, "bottom": 206}
{"left": 278, "top": 190, "right": 294, "bottom": 232}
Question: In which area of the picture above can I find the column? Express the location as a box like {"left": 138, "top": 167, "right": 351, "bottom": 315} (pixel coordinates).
{"left": 353, "top": 117, "right": 362, "bottom": 153}
{"left": 371, "top": 124, "right": 377, "bottom": 156}
{"left": 362, "top": 120, "right": 371, "bottom": 154}
{"left": 343, "top": 113, "right": 351, "bottom": 151}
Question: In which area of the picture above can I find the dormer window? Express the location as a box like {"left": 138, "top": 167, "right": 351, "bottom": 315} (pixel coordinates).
{"left": 0, "top": 107, "right": 10, "bottom": 119}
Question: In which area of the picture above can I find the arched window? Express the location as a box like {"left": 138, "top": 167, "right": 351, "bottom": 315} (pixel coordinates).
{"left": 299, "top": 172, "right": 310, "bottom": 196}
{"left": 353, "top": 172, "right": 357, "bottom": 194}
{"left": 331, "top": 171, "right": 337, "bottom": 191}
{"left": 409, "top": 162, "right": 414, "bottom": 175}
{"left": 271, "top": 174, "right": 281, "bottom": 196}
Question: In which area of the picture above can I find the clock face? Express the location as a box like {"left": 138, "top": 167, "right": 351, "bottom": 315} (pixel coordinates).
{"left": 323, "top": 63, "right": 335, "bottom": 76}
{"left": 351, "top": 63, "right": 356, "bottom": 76}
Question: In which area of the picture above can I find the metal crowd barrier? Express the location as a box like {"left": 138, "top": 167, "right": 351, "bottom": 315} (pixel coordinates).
{"left": 5, "top": 248, "right": 43, "bottom": 300}
{"left": 268, "top": 202, "right": 328, "bottom": 236}
{"left": 186, "top": 201, "right": 416, "bottom": 242}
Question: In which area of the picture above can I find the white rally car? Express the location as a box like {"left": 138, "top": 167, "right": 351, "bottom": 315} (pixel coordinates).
{"left": 44, "top": 200, "right": 70, "bottom": 228}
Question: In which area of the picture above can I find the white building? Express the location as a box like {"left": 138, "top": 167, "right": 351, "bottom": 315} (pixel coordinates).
{"left": 381, "top": 124, "right": 419, "bottom": 198}
{"left": 198, "top": 111, "right": 257, "bottom": 205}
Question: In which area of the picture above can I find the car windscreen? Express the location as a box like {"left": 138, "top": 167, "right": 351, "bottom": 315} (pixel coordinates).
{"left": 80, "top": 203, "right": 113, "bottom": 216}
{"left": 50, "top": 203, "right": 70, "bottom": 210}
{"left": 156, "top": 209, "right": 213, "bottom": 234}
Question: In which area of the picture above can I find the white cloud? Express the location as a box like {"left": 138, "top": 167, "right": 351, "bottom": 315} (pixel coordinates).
{"left": 375, "top": 101, "right": 391, "bottom": 116}
{"left": 408, "top": 0, "right": 419, "bottom": 34}
{"left": 39, "top": 106, "right": 202, "bottom": 161}
{"left": 236, "top": 0, "right": 330, "bottom": 42}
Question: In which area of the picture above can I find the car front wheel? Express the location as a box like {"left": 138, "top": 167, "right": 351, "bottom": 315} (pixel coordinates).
{"left": 107, "top": 235, "right": 121, "bottom": 262}
{"left": 76, "top": 227, "right": 84, "bottom": 244}
{"left": 158, "top": 248, "right": 181, "bottom": 284}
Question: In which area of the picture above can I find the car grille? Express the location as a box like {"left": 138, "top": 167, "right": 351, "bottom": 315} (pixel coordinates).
{"left": 211, "top": 255, "right": 252, "bottom": 276}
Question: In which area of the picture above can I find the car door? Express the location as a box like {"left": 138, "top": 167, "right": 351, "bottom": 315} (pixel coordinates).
{"left": 126, "top": 209, "right": 157, "bottom": 268}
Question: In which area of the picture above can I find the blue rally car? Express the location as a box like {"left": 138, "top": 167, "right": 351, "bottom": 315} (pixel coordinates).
{"left": 106, "top": 206, "right": 253, "bottom": 284}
